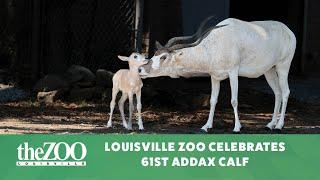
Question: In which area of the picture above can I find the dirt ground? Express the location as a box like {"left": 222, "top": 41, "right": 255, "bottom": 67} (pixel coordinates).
{"left": 0, "top": 78, "right": 319, "bottom": 134}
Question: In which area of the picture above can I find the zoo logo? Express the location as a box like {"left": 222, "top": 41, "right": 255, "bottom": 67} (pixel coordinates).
{"left": 16, "top": 142, "right": 87, "bottom": 167}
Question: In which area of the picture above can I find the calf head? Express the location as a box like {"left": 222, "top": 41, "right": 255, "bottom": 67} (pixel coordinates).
{"left": 118, "top": 53, "right": 148, "bottom": 71}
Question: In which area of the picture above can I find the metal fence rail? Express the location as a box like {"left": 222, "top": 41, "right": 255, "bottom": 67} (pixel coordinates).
{"left": 44, "top": 0, "right": 136, "bottom": 72}
{"left": 17, "top": 0, "right": 136, "bottom": 82}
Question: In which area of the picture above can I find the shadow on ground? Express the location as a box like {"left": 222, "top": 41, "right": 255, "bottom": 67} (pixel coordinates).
{"left": 0, "top": 82, "right": 319, "bottom": 134}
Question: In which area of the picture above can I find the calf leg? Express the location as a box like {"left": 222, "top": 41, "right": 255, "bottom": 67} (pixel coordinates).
{"left": 201, "top": 77, "right": 220, "bottom": 132}
{"left": 107, "top": 87, "right": 119, "bottom": 128}
{"left": 229, "top": 68, "right": 241, "bottom": 133}
{"left": 127, "top": 92, "right": 134, "bottom": 130}
{"left": 118, "top": 93, "right": 128, "bottom": 129}
{"left": 264, "top": 68, "right": 282, "bottom": 130}
{"left": 136, "top": 90, "right": 144, "bottom": 130}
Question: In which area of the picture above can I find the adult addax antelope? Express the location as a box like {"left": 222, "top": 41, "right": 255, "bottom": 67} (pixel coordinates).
{"left": 140, "top": 17, "right": 296, "bottom": 133}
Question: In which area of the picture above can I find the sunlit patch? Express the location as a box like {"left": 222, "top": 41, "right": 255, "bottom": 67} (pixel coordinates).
{"left": 251, "top": 24, "right": 268, "bottom": 39}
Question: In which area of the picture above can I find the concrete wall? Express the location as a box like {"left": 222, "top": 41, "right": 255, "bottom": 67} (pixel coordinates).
{"left": 143, "top": 0, "right": 183, "bottom": 56}
{"left": 303, "top": 0, "right": 320, "bottom": 75}
{"left": 181, "top": 0, "right": 229, "bottom": 35}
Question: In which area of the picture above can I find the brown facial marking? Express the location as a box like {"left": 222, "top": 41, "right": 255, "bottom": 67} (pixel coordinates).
{"left": 154, "top": 49, "right": 170, "bottom": 56}
{"left": 142, "top": 60, "right": 153, "bottom": 73}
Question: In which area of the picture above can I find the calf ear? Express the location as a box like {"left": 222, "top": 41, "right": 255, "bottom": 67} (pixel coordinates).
{"left": 117, "top": 55, "right": 128, "bottom": 61}
{"left": 155, "top": 41, "right": 163, "bottom": 50}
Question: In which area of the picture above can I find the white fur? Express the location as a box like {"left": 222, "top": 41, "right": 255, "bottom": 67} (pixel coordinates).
{"left": 151, "top": 56, "right": 161, "bottom": 69}
{"left": 145, "top": 18, "right": 296, "bottom": 133}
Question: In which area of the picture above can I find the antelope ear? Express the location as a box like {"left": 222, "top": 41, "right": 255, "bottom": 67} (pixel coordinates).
{"left": 155, "top": 41, "right": 163, "bottom": 50}
{"left": 117, "top": 55, "right": 128, "bottom": 61}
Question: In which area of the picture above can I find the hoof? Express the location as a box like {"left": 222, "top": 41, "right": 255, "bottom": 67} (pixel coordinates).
{"left": 273, "top": 128, "right": 282, "bottom": 134}
{"left": 233, "top": 126, "right": 242, "bottom": 134}
{"left": 138, "top": 123, "right": 144, "bottom": 131}
{"left": 264, "top": 126, "right": 273, "bottom": 131}
{"left": 107, "top": 121, "right": 112, "bottom": 128}
{"left": 127, "top": 124, "right": 133, "bottom": 130}
{"left": 198, "top": 129, "right": 208, "bottom": 134}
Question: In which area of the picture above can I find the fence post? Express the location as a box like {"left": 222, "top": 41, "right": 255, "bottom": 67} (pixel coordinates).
{"left": 30, "top": 0, "right": 41, "bottom": 81}
{"left": 135, "top": 0, "right": 144, "bottom": 53}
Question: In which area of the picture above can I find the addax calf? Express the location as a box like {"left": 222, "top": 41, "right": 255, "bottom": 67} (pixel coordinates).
{"left": 107, "top": 53, "right": 148, "bottom": 130}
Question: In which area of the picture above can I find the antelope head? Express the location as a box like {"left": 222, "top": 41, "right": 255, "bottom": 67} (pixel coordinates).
{"left": 140, "top": 16, "right": 227, "bottom": 78}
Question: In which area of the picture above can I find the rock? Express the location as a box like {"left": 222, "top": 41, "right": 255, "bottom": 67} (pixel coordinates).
{"left": 143, "top": 86, "right": 159, "bottom": 97}
{"left": 0, "top": 85, "right": 29, "bottom": 103}
{"left": 102, "top": 88, "right": 112, "bottom": 101}
{"left": 37, "top": 90, "right": 63, "bottom": 104}
{"left": 141, "top": 86, "right": 160, "bottom": 104}
{"left": 65, "top": 65, "right": 96, "bottom": 87}
{"left": 69, "top": 87, "right": 107, "bottom": 101}
{"left": 96, "top": 69, "right": 114, "bottom": 87}
{"left": 33, "top": 74, "right": 69, "bottom": 92}
{"left": 174, "top": 93, "right": 211, "bottom": 109}
{"left": 191, "top": 94, "right": 211, "bottom": 107}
